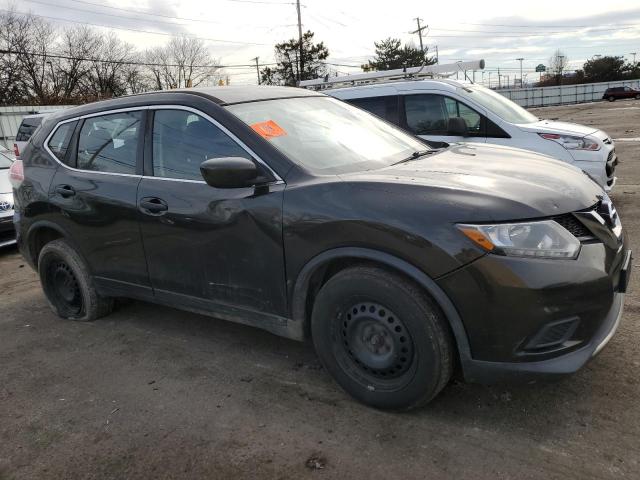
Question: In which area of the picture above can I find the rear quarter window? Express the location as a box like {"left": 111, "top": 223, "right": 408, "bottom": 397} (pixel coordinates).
{"left": 47, "top": 121, "right": 78, "bottom": 163}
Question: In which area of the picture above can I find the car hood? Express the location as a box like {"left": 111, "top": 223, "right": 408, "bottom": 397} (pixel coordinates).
{"left": 517, "top": 119, "right": 599, "bottom": 137}
{"left": 0, "top": 169, "right": 11, "bottom": 194}
{"left": 343, "top": 143, "right": 603, "bottom": 222}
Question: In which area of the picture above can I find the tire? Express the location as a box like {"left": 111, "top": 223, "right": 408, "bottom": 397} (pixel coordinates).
{"left": 608, "top": 96, "right": 615, "bottom": 102}
{"left": 635, "top": 94, "right": 640, "bottom": 100}
{"left": 311, "top": 266, "right": 453, "bottom": 410}
{"left": 38, "top": 239, "right": 114, "bottom": 321}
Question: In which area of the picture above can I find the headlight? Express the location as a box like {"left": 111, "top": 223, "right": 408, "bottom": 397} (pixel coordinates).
{"left": 539, "top": 133, "right": 600, "bottom": 151}
{"left": 457, "top": 220, "right": 580, "bottom": 259}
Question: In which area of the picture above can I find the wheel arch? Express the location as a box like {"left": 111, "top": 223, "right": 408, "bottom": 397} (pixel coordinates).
{"left": 26, "top": 221, "right": 73, "bottom": 269}
{"left": 291, "top": 247, "right": 473, "bottom": 364}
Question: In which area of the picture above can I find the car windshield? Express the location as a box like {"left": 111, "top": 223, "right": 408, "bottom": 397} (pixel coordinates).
{"left": 226, "top": 96, "right": 429, "bottom": 174}
{"left": 457, "top": 85, "right": 538, "bottom": 124}
{"left": 0, "top": 152, "right": 12, "bottom": 168}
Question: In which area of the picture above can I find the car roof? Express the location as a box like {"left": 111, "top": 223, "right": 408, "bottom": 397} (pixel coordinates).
{"left": 42, "top": 86, "right": 326, "bottom": 125}
{"left": 328, "top": 78, "right": 470, "bottom": 98}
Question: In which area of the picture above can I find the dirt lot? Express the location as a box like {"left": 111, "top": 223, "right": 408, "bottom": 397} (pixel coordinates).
{"left": 1, "top": 100, "right": 640, "bottom": 480}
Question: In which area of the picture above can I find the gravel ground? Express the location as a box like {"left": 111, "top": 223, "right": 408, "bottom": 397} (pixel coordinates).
{"left": 1, "top": 99, "right": 639, "bottom": 480}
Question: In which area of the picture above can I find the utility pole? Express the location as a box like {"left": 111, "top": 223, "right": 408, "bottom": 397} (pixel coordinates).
{"left": 516, "top": 57, "right": 524, "bottom": 88}
{"left": 410, "top": 17, "right": 428, "bottom": 53}
{"left": 296, "top": 0, "right": 303, "bottom": 83}
{"left": 488, "top": 71, "right": 492, "bottom": 88}
{"left": 631, "top": 52, "right": 637, "bottom": 64}
{"left": 435, "top": 45, "right": 439, "bottom": 63}
{"left": 498, "top": 68, "right": 501, "bottom": 89}
{"left": 252, "top": 57, "right": 261, "bottom": 85}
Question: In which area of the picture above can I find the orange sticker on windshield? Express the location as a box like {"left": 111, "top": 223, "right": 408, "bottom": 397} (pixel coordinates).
{"left": 251, "top": 120, "right": 287, "bottom": 139}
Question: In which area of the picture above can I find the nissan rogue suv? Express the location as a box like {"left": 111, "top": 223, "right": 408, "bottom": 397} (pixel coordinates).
{"left": 10, "top": 86, "right": 631, "bottom": 410}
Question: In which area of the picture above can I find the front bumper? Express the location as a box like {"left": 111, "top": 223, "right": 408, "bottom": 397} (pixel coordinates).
{"left": 460, "top": 291, "right": 625, "bottom": 383}
{"left": 438, "top": 225, "right": 630, "bottom": 383}
{"left": 0, "top": 211, "right": 16, "bottom": 248}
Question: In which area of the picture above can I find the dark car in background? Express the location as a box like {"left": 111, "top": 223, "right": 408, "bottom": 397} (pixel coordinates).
{"left": 10, "top": 86, "right": 631, "bottom": 410}
{"left": 603, "top": 86, "right": 640, "bottom": 101}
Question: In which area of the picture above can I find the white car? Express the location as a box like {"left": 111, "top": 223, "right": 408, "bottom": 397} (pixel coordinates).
{"left": 328, "top": 79, "right": 617, "bottom": 191}
{"left": 0, "top": 145, "right": 16, "bottom": 247}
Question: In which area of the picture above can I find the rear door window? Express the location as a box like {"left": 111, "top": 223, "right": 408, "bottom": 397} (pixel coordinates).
{"left": 76, "top": 111, "right": 142, "bottom": 174}
{"left": 47, "top": 121, "right": 78, "bottom": 163}
{"left": 16, "top": 117, "right": 44, "bottom": 141}
{"left": 345, "top": 96, "right": 399, "bottom": 124}
{"left": 152, "top": 109, "right": 250, "bottom": 181}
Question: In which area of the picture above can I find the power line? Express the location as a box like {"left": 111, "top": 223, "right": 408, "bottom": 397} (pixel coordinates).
{"left": 1, "top": 9, "right": 269, "bottom": 45}
{"left": 0, "top": 48, "right": 278, "bottom": 68}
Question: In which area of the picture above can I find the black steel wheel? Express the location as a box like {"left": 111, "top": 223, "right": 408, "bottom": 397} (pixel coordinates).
{"left": 45, "top": 260, "right": 84, "bottom": 317}
{"left": 338, "top": 302, "right": 415, "bottom": 382}
{"left": 311, "top": 266, "right": 453, "bottom": 410}
{"left": 38, "top": 239, "right": 113, "bottom": 321}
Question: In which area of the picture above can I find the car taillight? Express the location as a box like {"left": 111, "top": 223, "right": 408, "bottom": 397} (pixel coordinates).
{"left": 9, "top": 159, "right": 24, "bottom": 187}
{"left": 13, "top": 143, "right": 19, "bottom": 157}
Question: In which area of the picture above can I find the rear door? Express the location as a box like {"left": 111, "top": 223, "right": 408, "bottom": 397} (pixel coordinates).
{"left": 401, "top": 93, "right": 487, "bottom": 144}
{"left": 137, "top": 106, "right": 288, "bottom": 318}
{"left": 47, "top": 109, "right": 150, "bottom": 296}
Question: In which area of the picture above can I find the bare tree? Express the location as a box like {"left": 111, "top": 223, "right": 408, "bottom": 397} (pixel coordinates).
{"left": 0, "top": 9, "right": 28, "bottom": 103}
{"left": 144, "top": 36, "right": 221, "bottom": 90}
{"left": 83, "top": 33, "right": 135, "bottom": 99}
{"left": 53, "top": 26, "right": 101, "bottom": 101}
{"left": 13, "top": 15, "right": 57, "bottom": 103}
{"left": 549, "top": 49, "right": 569, "bottom": 76}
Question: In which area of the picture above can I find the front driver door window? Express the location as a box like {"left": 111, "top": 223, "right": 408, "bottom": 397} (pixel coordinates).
{"left": 137, "top": 108, "right": 287, "bottom": 318}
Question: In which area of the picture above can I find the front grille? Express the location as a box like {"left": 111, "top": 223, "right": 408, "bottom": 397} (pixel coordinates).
{"left": 553, "top": 214, "right": 592, "bottom": 238}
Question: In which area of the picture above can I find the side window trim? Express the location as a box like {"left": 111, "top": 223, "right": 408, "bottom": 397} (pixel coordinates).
{"left": 43, "top": 105, "right": 283, "bottom": 184}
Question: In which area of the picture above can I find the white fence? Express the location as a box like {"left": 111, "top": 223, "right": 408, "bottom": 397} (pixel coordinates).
{"left": 0, "top": 105, "right": 73, "bottom": 149}
{"left": 497, "top": 79, "right": 640, "bottom": 108}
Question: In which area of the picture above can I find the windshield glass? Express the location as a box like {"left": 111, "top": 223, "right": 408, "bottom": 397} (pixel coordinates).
{"left": 0, "top": 152, "right": 12, "bottom": 168}
{"left": 226, "top": 96, "right": 429, "bottom": 174}
{"left": 457, "top": 85, "right": 538, "bottom": 124}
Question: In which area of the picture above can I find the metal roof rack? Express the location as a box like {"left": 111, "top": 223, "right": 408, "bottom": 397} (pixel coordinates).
{"left": 300, "top": 59, "right": 485, "bottom": 90}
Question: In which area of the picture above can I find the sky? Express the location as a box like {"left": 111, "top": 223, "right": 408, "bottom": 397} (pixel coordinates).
{"left": 5, "top": 0, "right": 640, "bottom": 87}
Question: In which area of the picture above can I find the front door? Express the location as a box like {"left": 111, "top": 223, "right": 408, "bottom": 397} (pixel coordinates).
{"left": 137, "top": 107, "right": 288, "bottom": 318}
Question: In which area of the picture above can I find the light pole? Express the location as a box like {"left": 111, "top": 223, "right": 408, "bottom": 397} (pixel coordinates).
{"left": 558, "top": 54, "right": 565, "bottom": 85}
{"left": 516, "top": 57, "right": 524, "bottom": 88}
{"left": 631, "top": 52, "right": 637, "bottom": 64}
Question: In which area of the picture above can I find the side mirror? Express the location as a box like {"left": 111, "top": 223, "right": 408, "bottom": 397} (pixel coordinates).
{"left": 447, "top": 117, "right": 469, "bottom": 137}
{"left": 200, "top": 157, "right": 269, "bottom": 188}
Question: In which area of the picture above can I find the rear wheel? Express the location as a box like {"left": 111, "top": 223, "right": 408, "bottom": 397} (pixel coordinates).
{"left": 311, "top": 266, "right": 453, "bottom": 410}
{"left": 38, "top": 239, "right": 113, "bottom": 321}
{"left": 635, "top": 94, "right": 640, "bottom": 100}
{"left": 608, "top": 96, "right": 615, "bottom": 102}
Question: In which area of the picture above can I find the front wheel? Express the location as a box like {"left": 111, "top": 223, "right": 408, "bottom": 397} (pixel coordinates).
{"left": 311, "top": 266, "right": 453, "bottom": 410}
{"left": 38, "top": 239, "right": 114, "bottom": 321}
{"left": 635, "top": 94, "right": 640, "bottom": 100}
{"left": 608, "top": 96, "right": 615, "bottom": 102}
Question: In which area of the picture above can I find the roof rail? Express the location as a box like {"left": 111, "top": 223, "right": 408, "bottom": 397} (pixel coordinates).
{"left": 300, "top": 59, "right": 485, "bottom": 90}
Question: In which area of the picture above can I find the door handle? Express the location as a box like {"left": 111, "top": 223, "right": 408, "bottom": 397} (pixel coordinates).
{"left": 139, "top": 197, "right": 168, "bottom": 214}
{"left": 55, "top": 185, "right": 75, "bottom": 197}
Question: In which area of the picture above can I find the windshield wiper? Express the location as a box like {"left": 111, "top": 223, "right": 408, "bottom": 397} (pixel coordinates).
{"left": 392, "top": 149, "right": 433, "bottom": 166}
